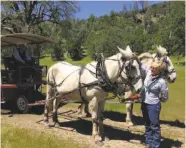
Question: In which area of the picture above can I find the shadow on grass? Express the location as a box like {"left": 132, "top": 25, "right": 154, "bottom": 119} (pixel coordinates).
{"left": 58, "top": 118, "right": 144, "bottom": 141}
{"left": 160, "top": 138, "right": 183, "bottom": 148}
{"left": 1, "top": 103, "right": 44, "bottom": 115}
{"left": 2, "top": 104, "right": 185, "bottom": 129}
{"left": 58, "top": 119, "right": 183, "bottom": 148}
{"left": 29, "top": 106, "right": 45, "bottom": 114}
{"left": 104, "top": 111, "right": 185, "bottom": 128}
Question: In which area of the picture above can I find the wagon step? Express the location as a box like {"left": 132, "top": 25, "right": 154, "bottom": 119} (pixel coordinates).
{"left": 28, "top": 100, "right": 46, "bottom": 107}
{"left": 1, "top": 101, "right": 6, "bottom": 104}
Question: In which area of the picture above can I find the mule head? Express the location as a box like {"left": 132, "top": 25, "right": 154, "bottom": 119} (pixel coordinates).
{"left": 117, "top": 46, "right": 143, "bottom": 92}
{"left": 155, "top": 45, "right": 176, "bottom": 83}
{"left": 161, "top": 56, "right": 176, "bottom": 83}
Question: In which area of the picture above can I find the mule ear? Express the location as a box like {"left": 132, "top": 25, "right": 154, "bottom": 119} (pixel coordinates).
{"left": 117, "top": 46, "right": 133, "bottom": 59}
{"left": 126, "top": 45, "right": 132, "bottom": 53}
{"left": 125, "top": 45, "right": 133, "bottom": 58}
{"left": 117, "top": 46, "right": 125, "bottom": 55}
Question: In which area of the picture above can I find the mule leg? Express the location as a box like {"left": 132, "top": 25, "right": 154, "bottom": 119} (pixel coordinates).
{"left": 84, "top": 103, "right": 91, "bottom": 117}
{"left": 89, "top": 97, "right": 101, "bottom": 141}
{"left": 44, "top": 84, "right": 53, "bottom": 127}
{"left": 52, "top": 98, "right": 60, "bottom": 125}
{"left": 98, "top": 100, "right": 105, "bottom": 140}
{"left": 77, "top": 103, "right": 91, "bottom": 118}
{"left": 126, "top": 102, "right": 134, "bottom": 126}
{"left": 44, "top": 103, "right": 49, "bottom": 126}
{"left": 125, "top": 90, "right": 134, "bottom": 126}
{"left": 77, "top": 104, "right": 83, "bottom": 116}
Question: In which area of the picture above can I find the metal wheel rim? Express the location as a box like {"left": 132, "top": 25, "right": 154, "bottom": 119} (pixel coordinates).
{"left": 17, "top": 97, "right": 27, "bottom": 111}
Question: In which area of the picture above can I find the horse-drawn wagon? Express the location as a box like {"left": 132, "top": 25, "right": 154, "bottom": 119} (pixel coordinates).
{"left": 1, "top": 33, "right": 55, "bottom": 113}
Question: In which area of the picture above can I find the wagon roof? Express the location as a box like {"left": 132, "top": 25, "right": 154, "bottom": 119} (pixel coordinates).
{"left": 1, "top": 33, "right": 56, "bottom": 47}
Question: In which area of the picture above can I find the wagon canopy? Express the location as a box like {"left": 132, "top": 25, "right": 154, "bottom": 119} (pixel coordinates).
{"left": 1, "top": 33, "right": 55, "bottom": 47}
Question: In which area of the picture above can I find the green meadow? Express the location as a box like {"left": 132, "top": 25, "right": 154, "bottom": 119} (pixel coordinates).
{"left": 1, "top": 124, "right": 86, "bottom": 148}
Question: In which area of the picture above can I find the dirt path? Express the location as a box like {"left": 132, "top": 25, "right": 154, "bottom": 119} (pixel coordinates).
{"left": 1, "top": 105, "right": 185, "bottom": 148}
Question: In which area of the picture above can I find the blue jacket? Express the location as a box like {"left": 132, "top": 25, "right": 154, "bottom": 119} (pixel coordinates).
{"left": 140, "top": 64, "right": 169, "bottom": 104}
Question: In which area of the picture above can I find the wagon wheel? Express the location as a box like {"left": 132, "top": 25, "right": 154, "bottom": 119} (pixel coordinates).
{"left": 16, "top": 95, "right": 29, "bottom": 113}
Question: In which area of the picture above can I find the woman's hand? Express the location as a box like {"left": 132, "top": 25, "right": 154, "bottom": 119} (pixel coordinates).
{"left": 130, "top": 94, "right": 141, "bottom": 100}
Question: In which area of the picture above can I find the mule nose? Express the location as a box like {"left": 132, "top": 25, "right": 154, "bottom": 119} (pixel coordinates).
{"left": 168, "top": 76, "right": 176, "bottom": 83}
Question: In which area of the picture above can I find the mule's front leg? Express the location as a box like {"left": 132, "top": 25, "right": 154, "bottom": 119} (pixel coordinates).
{"left": 126, "top": 102, "right": 134, "bottom": 126}
{"left": 89, "top": 97, "right": 101, "bottom": 141}
{"left": 98, "top": 101, "right": 105, "bottom": 139}
{"left": 125, "top": 90, "right": 134, "bottom": 126}
{"left": 77, "top": 103, "right": 91, "bottom": 118}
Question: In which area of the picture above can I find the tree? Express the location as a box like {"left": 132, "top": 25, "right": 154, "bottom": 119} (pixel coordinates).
{"left": 1, "top": 1, "right": 79, "bottom": 60}
{"left": 1, "top": 1, "right": 79, "bottom": 33}
{"left": 138, "top": 1, "right": 148, "bottom": 11}
{"left": 122, "top": 4, "right": 127, "bottom": 13}
{"left": 66, "top": 20, "right": 88, "bottom": 60}
{"left": 85, "top": 26, "right": 125, "bottom": 57}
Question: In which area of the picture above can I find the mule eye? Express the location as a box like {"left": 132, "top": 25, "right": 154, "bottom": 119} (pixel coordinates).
{"left": 131, "top": 65, "right": 135, "bottom": 69}
{"left": 121, "top": 57, "right": 125, "bottom": 61}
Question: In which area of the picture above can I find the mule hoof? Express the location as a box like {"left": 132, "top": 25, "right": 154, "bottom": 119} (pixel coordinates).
{"left": 94, "top": 134, "right": 102, "bottom": 142}
{"left": 85, "top": 113, "right": 91, "bottom": 118}
{"left": 127, "top": 120, "right": 134, "bottom": 126}
{"left": 44, "top": 122, "right": 50, "bottom": 128}
{"left": 95, "top": 140, "right": 104, "bottom": 146}
{"left": 79, "top": 113, "right": 91, "bottom": 118}
{"left": 54, "top": 122, "right": 60, "bottom": 127}
{"left": 104, "top": 136, "right": 110, "bottom": 141}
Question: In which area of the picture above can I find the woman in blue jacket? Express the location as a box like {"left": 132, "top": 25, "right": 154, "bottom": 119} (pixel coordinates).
{"left": 132, "top": 60, "right": 168, "bottom": 148}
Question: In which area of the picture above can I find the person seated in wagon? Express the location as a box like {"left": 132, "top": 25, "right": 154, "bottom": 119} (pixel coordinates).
{"left": 12, "top": 44, "right": 32, "bottom": 66}
{"left": 12, "top": 44, "right": 33, "bottom": 83}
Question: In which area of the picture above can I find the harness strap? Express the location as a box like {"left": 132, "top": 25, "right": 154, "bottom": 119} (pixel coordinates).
{"left": 95, "top": 54, "right": 118, "bottom": 92}
{"left": 79, "top": 66, "right": 88, "bottom": 103}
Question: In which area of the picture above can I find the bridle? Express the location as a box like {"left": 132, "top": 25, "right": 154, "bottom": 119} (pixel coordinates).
{"left": 154, "top": 54, "right": 176, "bottom": 77}
{"left": 117, "top": 56, "right": 142, "bottom": 90}
{"left": 94, "top": 54, "right": 142, "bottom": 93}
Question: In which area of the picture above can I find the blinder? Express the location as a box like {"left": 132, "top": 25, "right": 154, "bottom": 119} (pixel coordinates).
{"left": 118, "top": 57, "right": 142, "bottom": 89}
{"left": 161, "top": 56, "right": 176, "bottom": 76}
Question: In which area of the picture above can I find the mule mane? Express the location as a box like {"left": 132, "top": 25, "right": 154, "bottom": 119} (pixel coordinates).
{"left": 138, "top": 52, "right": 152, "bottom": 60}
{"left": 133, "top": 55, "right": 142, "bottom": 67}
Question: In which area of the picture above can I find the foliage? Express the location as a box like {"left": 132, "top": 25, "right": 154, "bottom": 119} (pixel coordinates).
{"left": 1, "top": 1, "right": 185, "bottom": 59}
{"left": 66, "top": 20, "right": 88, "bottom": 60}
{"left": 1, "top": 1, "right": 79, "bottom": 33}
{"left": 1, "top": 1, "right": 79, "bottom": 60}
{"left": 82, "top": 1, "right": 185, "bottom": 57}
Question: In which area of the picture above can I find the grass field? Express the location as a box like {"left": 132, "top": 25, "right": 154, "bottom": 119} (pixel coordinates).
{"left": 1, "top": 55, "right": 185, "bottom": 148}
{"left": 1, "top": 124, "right": 86, "bottom": 148}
